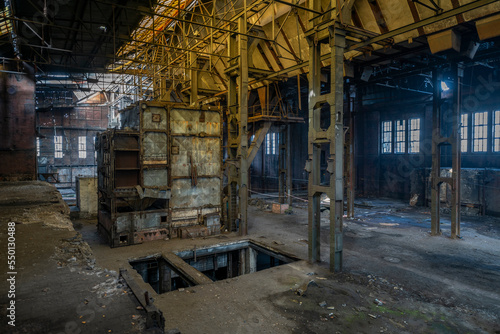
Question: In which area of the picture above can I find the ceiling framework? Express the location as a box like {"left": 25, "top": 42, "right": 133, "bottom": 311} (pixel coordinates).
{"left": 3, "top": 0, "right": 500, "bottom": 106}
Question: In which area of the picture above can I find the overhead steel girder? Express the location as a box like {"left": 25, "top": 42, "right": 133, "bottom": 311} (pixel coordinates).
{"left": 258, "top": 0, "right": 499, "bottom": 83}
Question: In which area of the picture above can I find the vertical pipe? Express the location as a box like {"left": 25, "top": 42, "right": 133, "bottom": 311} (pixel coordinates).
{"left": 346, "top": 85, "right": 355, "bottom": 218}
{"left": 297, "top": 74, "right": 302, "bottom": 110}
{"left": 431, "top": 69, "right": 441, "bottom": 236}
{"left": 286, "top": 124, "right": 292, "bottom": 206}
{"left": 450, "top": 63, "right": 462, "bottom": 238}
{"left": 278, "top": 128, "right": 285, "bottom": 204}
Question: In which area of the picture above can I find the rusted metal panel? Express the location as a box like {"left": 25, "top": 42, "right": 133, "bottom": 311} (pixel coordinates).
{"left": 171, "top": 207, "right": 220, "bottom": 227}
{"left": 170, "top": 108, "right": 221, "bottom": 136}
{"left": 98, "top": 102, "right": 222, "bottom": 247}
{"left": 141, "top": 105, "right": 168, "bottom": 130}
{"left": 169, "top": 106, "right": 222, "bottom": 225}
{"left": 171, "top": 179, "right": 221, "bottom": 208}
{"left": 143, "top": 132, "right": 168, "bottom": 164}
{"left": 170, "top": 137, "right": 221, "bottom": 177}
{"left": 143, "top": 168, "right": 169, "bottom": 188}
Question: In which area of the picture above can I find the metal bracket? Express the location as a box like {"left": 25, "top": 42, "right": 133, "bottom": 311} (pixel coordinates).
{"left": 304, "top": 160, "right": 312, "bottom": 173}
{"left": 327, "top": 159, "right": 335, "bottom": 174}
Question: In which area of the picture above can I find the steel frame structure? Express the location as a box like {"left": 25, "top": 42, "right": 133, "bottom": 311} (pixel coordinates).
{"left": 6, "top": 0, "right": 500, "bottom": 270}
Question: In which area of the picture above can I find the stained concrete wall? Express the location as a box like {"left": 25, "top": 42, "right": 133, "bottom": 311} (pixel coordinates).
{"left": 0, "top": 68, "right": 36, "bottom": 181}
{"left": 76, "top": 177, "right": 98, "bottom": 218}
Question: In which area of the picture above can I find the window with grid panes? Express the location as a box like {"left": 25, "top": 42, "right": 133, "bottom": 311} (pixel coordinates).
{"left": 461, "top": 114, "right": 469, "bottom": 152}
{"left": 381, "top": 121, "right": 392, "bottom": 154}
{"left": 54, "top": 136, "right": 63, "bottom": 158}
{"left": 493, "top": 111, "right": 500, "bottom": 152}
{"left": 395, "top": 120, "right": 406, "bottom": 154}
{"left": 473, "top": 111, "right": 488, "bottom": 152}
{"left": 78, "top": 136, "right": 87, "bottom": 159}
{"left": 408, "top": 118, "right": 421, "bottom": 153}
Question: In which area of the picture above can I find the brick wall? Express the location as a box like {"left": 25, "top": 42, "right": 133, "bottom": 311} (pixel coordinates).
{"left": 36, "top": 95, "right": 109, "bottom": 188}
{"left": 0, "top": 70, "right": 36, "bottom": 181}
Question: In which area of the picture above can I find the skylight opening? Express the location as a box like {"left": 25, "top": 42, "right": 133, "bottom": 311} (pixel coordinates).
{"left": 0, "top": 6, "right": 13, "bottom": 37}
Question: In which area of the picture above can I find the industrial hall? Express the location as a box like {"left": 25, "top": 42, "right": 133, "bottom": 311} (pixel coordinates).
{"left": 1, "top": 0, "right": 500, "bottom": 333}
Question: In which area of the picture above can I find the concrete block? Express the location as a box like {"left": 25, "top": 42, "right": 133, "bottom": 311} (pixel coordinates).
{"left": 476, "top": 14, "right": 500, "bottom": 41}
{"left": 427, "top": 29, "right": 460, "bottom": 54}
{"left": 272, "top": 203, "right": 289, "bottom": 214}
{"left": 76, "top": 177, "right": 98, "bottom": 218}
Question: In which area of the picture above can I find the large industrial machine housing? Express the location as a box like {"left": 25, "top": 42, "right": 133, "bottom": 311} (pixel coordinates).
{"left": 97, "top": 101, "right": 223, "bottom": 247}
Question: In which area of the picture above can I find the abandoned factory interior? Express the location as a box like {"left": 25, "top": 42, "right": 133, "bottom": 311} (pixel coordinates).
{"left": 2, "top": 0, "right": 500, "bottom": 333}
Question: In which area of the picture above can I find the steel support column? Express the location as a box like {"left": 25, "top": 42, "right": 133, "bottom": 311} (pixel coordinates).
{"left": 279, "top": 126, "right": 286, "bottom": 204}
{"left": 329, "top": 27, "right": 346, "bottom": 272}
{"left": 226, "top": 15, "right": 248, "bottom": 235}
{"left": 238, "top": 16, "right": 249, "bottom": 236}
{"left": 450, "top": 63, "right": 462, "bottom": 238}
{"left": 431, "top": 64, "right": 462, "bottom": 238}
{"left": 286, "top": 124, "right": 292, "bottom": 206}
{"left": 306, "top": 3, "right": 346, "bottom": 272}
{"left": 227, "top": 29, "right": 239, "bottom": 232}
{"left": 306, "top": 25, "right": 322, "bottom": 264}
{"left": 345, "top": 85, "right": 355, "bottom": 218}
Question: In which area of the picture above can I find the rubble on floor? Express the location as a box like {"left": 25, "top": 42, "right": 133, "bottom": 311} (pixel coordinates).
{"left": 0, "top": 181, "right": 73, "bottom": 230}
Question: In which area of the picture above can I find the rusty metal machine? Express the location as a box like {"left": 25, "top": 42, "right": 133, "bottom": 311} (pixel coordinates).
{"left": 97, "top": 102, "right": 222, "bottom": 247}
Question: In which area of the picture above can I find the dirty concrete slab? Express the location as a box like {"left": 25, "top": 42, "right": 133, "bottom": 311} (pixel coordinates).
{"left": 0, "top": 181, "right": 73, "bottom": 230}
{"left": 2, "top": 181, "right": 500, "bottom": 333}
{"left": 75, "top": 197, "right": 500, "bottom": 334}
{"left": 0, "top": 182, "right": 147, "bottom": 334}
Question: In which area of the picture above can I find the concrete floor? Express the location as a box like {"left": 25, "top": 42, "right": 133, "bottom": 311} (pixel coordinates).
{"left": 1, "top": 181, "right": 500, "bottom": 333}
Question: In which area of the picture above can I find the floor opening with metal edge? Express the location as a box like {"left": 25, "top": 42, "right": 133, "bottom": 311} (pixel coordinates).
{"left": 129, "top": 240, "right": 300, "bottom": 294}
